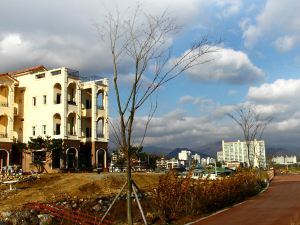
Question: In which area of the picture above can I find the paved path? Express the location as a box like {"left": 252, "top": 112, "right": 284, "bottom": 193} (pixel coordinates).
{"left": 190, "top": 175, "right": 300, "bottom": 225}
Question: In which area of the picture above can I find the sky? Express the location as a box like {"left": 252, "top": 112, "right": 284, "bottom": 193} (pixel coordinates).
{"left": 1, "top": 0, "right": 300, "bottom": 149}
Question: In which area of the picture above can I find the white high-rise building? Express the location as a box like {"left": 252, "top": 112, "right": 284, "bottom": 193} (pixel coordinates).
{"left": 217, "top": 140, "right": 266, "bottom": 168}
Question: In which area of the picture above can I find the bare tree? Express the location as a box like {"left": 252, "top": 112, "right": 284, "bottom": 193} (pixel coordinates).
{"left": 227, "top": 104, "right": 272, "bottom": 168}
{"left": 98, "top": 6, "right": 218, "bottom": 224}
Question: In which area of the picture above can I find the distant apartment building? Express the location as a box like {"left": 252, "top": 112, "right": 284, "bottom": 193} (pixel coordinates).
{"left": 0, "top": 65, "right": 109, "bottom": 172}
{"left": 272, "top": 155, "right": 297, "bottom": 165}
{"left": 217, "top": 140, "right": 266, "bottom": 168}
{"left": 178, "top": 150, "right": 192, "bottom": 168}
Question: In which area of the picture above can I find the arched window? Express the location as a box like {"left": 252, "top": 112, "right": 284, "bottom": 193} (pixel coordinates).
{"left": 0, "top": 85, "right": 9, "bottom": 107}
{"left": 67, "top": 83, "right": 77, "bottom": 105}
{"left": 0, "top": 115, "right": 8, "bottom": 138}
{"left": 97, "top": 90, "right": 104, "bottom": 110}
{"left": 53, "top": 83, "right": 62, "bottom": 104}
{"left": 96, "top": 118, "right": 104, "bottom": 138}
{"left": 53, "top": 113, "right": 61, "bottom": 135}
{"left": 67, "top": 112, "right": 77, "bottom": 135}
{"left": 0, "top": 149, "right": 9, "bottom": 168}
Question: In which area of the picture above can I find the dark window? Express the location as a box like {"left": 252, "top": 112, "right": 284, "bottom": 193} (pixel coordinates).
{"left": 56, "top": 94, "right": 61, "bottom": 104}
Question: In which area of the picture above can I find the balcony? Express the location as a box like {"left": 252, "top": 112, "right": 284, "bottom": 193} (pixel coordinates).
{"left": 53, "top": 130, "right": 61, "bottom": 135}
{"left": 97, "top": 133, "right": 104, "bottom": 138}
{"left": 14, "top": 107, "right": 18, "bottom": 116}
{"left": 68, "top": 100, "right": 76, "bottom": 106}
{"left": 0, "top": 102, "right": 8, "bottom": 107}
{"left": 0, "top": 132, "right": 8, "bottom": 138}
{"left": 68, "top": 131, "right": 77, "bottom": 136}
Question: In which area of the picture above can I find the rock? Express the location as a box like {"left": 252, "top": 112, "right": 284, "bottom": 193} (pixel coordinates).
{"left": 92, "top": 204, "right": 101, "bottom": 212}
{"left": 0, "top": 212, "right": 12, "bottom": 219}
{"left": 101, "top": 206, "right": 108, "bottom": 212}
{"left": 71, "top": 203, "right": 77, "bottom": 209}
{"left": 0, "top": 221, "right": 9, "bottom": 225}
{"left": 29, "top": 216, "right": 39, "bottom": 225}
{"left": 146, "top": 212, "right": 158, "bottom": 224}
{"left": 37, "top": 214, "right": 53, "bottom": 225}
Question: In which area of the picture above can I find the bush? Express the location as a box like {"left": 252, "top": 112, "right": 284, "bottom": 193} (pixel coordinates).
{"left": 152, "top": 170, "right": 267, "bottom": 223}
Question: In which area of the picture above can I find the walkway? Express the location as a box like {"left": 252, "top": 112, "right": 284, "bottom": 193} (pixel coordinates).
{"left": 190, "top": 174, "right": 300, "bottom": 225}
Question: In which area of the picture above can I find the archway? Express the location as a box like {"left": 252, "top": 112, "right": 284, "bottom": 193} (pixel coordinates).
{"left": 0, "top": 114, "right": 8, "bottom": 138}
{"left": 97, "top": 90, "right": 104, "bottom": 110}
{"left": 67, "top": 82, "right": 77, "bottom": 105}
{"left": 0, "top": 149, "right": 9, "bottom": 168}
{"left": 96, "top": 149, "right": 106, "bottom": 171}
{"left": 67, "top": 112, "right": 77, "bottom": 135}
{"left": 66, "top": 148, "right": 78, "bottom": 169}
{"left": 0, "top": 85, "right": 9, "bottom": 107}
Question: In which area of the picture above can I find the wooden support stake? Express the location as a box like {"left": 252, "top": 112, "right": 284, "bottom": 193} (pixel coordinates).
{"left": 99, "top": 181, "right": 127, "bottom": 225}
{"left": 132, "top": 183, "right": 147, "bottom": 225}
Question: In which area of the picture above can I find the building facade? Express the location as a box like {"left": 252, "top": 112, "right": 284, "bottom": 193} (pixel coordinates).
{"left": 0, "top": 65, "right": 109, "bottom": 172}
{"left": 217, "top": 139, "right": 266, "bottom": 168}
{"left": 272, "top": 155, "right": 297, "bottom": 165}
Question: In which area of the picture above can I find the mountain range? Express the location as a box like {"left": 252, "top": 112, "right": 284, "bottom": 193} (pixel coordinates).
{"left": 143, "top": 142, "right": 299, "bottom": 158}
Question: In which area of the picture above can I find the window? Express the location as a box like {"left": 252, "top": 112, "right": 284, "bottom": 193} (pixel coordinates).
{"left": 55, "top": 124, "right": 61, "bottom": 135}
{"left": 35, "top": 73, "right": 45, "bottom": 79}
{"left": 32, "top": 97, "right": 36, "bottom": 106}
{"left": 43, "top": 95, "right": 47, "bottom": 104}
{"left": 32, "top": 126, "right": 36, "bottom": 136}
{"left": 56, "top": 94, "right": 61, "bottom": 104}
{"left": 42, "top": 125, "right": 46, "bottom": 135}
{"left": 51, "top": 70, "right": 61, "bottom": 75}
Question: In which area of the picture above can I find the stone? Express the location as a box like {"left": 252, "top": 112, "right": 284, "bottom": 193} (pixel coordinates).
{"left": 0, "top": 212, "right": 12, "bottom": 219}
{"left": 0, "top": 221, "right": 9, "bottom": 225}
{"left": 37, "top": 214, "right": 53, "bottom": 225}
{"left": 71, "top": 203, "right": 77, "bottom": 209}
{"left": 92, "top": 204, "right": 101, "bottom": 212}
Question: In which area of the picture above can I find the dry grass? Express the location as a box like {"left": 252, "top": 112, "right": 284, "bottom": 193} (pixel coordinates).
{"left": 0, "top": 172, "right": 161, "bottom": 212}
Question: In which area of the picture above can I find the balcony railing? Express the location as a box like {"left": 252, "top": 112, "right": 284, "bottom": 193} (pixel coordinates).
{"left": 53, "top": 130, "right": 61, "bottom": 135}
{"left": 68, "top": 100, "right": 76, "bottom": 105}
{"left": 97, "top": 133, "right": 104, "bottom": 138}
{"left": 0, "top": 102, "right": 8, "bottom": 107}
{"left": 68, "top": 131, "right": 77, "bottom": 136}
{"left": 0, "top": 132, "right": 8, "bottom": 138}
{"left": 66, "top": 68, "right": 80, "bottom": 79}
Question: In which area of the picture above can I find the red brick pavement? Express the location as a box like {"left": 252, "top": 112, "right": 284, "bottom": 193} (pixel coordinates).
{"left": 189, "top": 175, "right": 300, "bottom": 225}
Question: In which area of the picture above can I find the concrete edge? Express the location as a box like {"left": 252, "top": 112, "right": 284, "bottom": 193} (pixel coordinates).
{"left": 185, "top": 180, "right": 271, "bottom": 225}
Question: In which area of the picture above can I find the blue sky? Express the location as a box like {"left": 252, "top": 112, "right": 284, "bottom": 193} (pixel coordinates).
{"left": 1, "top": 0, "right": 300, "bottom": 149}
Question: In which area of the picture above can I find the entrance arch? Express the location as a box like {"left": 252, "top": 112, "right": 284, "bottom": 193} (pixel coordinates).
{"left": 96, "top": 149, "right": 106, "bottom": 171}
{"left": 66, "top": 148, "right": 78, "bottom": 169}
{"left": 0, "top": 149, "right": 9, "bottom": 168}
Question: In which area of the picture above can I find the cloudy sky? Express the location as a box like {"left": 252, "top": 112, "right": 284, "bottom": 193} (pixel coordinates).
{"left": 1, "top": 0, "right": 300, "bottom": 149}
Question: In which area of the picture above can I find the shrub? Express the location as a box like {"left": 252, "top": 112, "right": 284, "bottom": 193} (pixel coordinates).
{"left": 152, "top": 169, "right": 267, "bottom": 223}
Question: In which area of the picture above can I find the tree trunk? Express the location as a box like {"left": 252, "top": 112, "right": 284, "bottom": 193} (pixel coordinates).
{"left": 127, "top": 152, "right": 133, "bottom": 225}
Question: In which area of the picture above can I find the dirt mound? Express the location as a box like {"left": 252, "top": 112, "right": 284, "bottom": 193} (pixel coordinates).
{"left": 0, "top": 172, "right": 161, "bottom": 213}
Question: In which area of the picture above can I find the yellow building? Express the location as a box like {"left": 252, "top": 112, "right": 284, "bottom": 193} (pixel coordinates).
{"left": 0, "top": 65, "right": 109, "bottom": 172}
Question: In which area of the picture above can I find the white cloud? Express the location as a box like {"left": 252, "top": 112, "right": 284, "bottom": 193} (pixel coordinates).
{"left": 181, "top": 46, "right": 265, "bottom": 84}
{"left": 243, "top": 0, "right": 300, "bottom": 51}
{"left": 248, "top": 79, "right": 300, "bottom": 103}
{"left": 274, "top": 35, "right": 297, "bottom": 52}
{"left": 0, "top": 0, "right": 205, "bottom": 74}
{"left": 247, "top": 79, "right": 300, "bottom": 142}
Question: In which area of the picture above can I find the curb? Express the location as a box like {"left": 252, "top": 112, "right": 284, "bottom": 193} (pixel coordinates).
{"left": 185, "top": 180, "right": 271, "bottom": 225}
